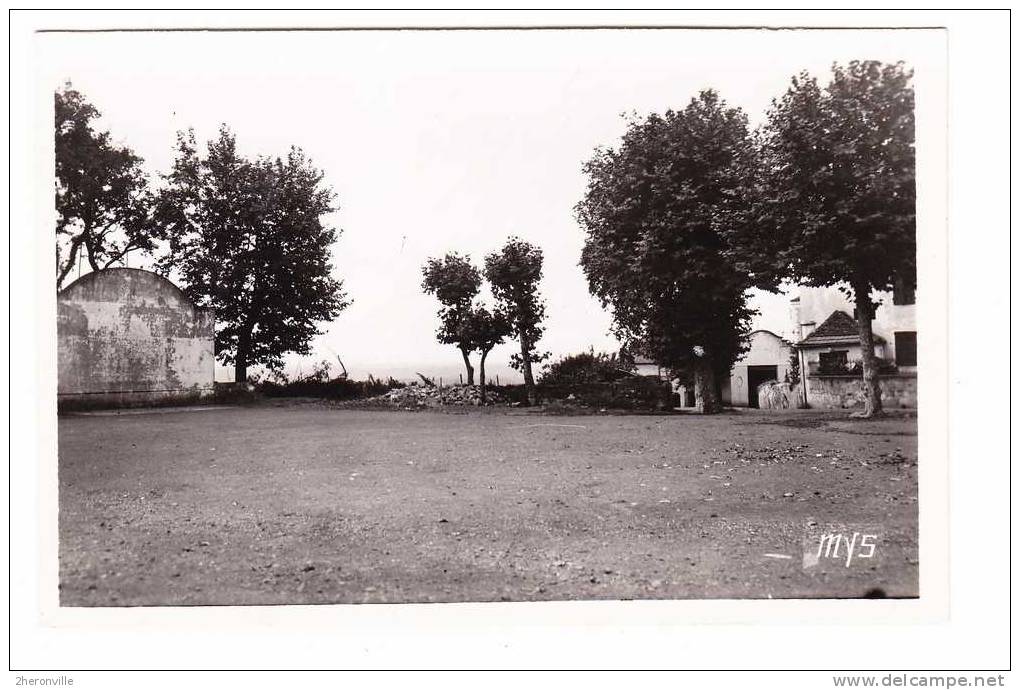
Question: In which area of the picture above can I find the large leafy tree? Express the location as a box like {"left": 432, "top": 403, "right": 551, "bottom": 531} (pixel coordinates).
{"left": 484, "top": 238, "right": 549, "bottom": 405}
{"left": 756, "top": 61, "right": 916, "bottom": 417}
{"left": 54, "top": 83, "right": 154, "bottom": 289}
{"left": 576, "top": 90, "right": 760, "bottom": 413}
{"left": 421, "top": 253, "right": 483, "bottom": 384}
{"left": 155, "top": 127, "right": 349, "bottom": 382}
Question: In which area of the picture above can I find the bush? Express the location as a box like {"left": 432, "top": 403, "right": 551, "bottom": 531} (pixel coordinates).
{"left": 816, "top": 356, "right": 897, "bottom": 376}
{"left": 785, "top": 351, "right": 801, "bottom": 386}
{"left": 496, "top": 378, "right": 672, "bottom": 410}
{"left": 253, "top": 363, "right": 403, "bottom": 401}
{"left": 539, "top": 349, "right": 635, "bottom": 385}
{"left": 257, "top": 377, "right": 400, "bottom": 400}
{"left": 847, "top": 357, "right": 899, "bottom": 376}
{"left": 210, "top": 382, "right": 260, "bottom": 405}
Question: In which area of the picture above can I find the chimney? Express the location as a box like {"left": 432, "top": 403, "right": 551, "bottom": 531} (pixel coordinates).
{"left": 789, "top": 296, "right": 802, "bottom": 341}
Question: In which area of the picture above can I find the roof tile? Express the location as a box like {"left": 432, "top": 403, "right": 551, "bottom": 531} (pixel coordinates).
{"left": 798, "top": 310, "right": 886, "bottom": 346}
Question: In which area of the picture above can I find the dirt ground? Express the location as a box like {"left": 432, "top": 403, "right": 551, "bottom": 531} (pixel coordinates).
{"left": 58, "top": 404, "right": 918, "bottom": 606}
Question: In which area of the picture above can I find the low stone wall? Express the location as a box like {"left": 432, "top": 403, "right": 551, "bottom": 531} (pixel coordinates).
{"left": 757, "top": 381, "right": 806, "bottom": 410}
{"left": 805, "top": 374, "right": 917, "bottom": 410}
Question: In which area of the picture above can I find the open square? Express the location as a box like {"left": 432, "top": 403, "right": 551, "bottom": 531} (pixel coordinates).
{"left": 59, "top": 405, "right": 918, "bottom": 606}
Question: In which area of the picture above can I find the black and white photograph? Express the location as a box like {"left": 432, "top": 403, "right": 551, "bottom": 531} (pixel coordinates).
{"left": 8, "top": 8, "right": 1011, "bottom": 682}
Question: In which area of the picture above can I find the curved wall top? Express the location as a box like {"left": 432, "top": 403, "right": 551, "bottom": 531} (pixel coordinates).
{"left": 57, "top": 268, "right": 215, "bottom": 399}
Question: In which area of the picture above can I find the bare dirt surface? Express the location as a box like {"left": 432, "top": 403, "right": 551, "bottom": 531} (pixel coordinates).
{"left": 58, "top": 405, "right": 918, "bottom": 606}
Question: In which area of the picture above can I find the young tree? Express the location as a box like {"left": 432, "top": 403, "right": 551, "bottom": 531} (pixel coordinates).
{"left": 155, "top": 127, "right": 348, "bottom": 382}
{"left": 421, "top": 253, "right": 483, "bottom": 384}
{"left": 54, "top": 83, "right": 154, "bottom": 289}
{"left": 461, "top": 305, "right": 512, "bottom": 403}
{"left": 484, "top": 238, "right": 549, "bottom": 405}
{"left": 576, "top": 91, "right": 759, "bottom": 413}
{"left": 757, "top": 61, "right": 916, "bottom": 417}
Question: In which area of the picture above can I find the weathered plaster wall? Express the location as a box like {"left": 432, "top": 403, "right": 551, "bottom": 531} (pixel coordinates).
{"left": 805, "top": 374, "right": 917, "bottom": 409}
{"left": 725, "top": 366, "right": 746, "bottom": 406}
{"left": 57, "top": 269, "right": 215, "bottom": 407}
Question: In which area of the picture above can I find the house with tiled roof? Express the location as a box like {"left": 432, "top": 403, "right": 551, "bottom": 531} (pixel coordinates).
{"left": 637, "top": 282, "right": 917, "bottom": 411}
{"left": 791, "top": 284, "right": 917, "bottom": 409}
{"left": 797, "top": 309, "right": 885, "bottom": 375}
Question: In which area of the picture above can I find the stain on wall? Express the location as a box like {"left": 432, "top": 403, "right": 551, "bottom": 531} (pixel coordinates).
{"left": 57, "top": 269, "right": 215, "bottom": 407}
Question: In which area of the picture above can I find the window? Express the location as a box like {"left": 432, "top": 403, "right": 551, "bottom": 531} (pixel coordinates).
{"left": 895, "top": 332, "right": 917, "bottom": 366}
{"left": 818, "top": 350, "right": 849, "bottom": 374}
{"left": 893, "top": 275, "right": 916, "bottom": 305}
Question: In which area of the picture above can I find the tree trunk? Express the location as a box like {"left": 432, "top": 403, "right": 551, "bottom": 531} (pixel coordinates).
{"left": 520, "top": 331, "right": 536, "bottom": 405}
{"left": 56, "top": 235, "right": 85, "bottom": 290}
{"left": 81, "top": 227, "right": 100, "bottom": 272}
{"left": 693, "top": 360, "right": 721, "bottom": 414}
{"left": 479, "top": 349, "right": 489, "bottom": 405}
{"left": 853, "top": 286, "right": 884, "bottom": 418}
{"left": 235, "top": 331, "right": 251, "bottom": 384}
{"left": 234, "top": 356, "right": 248, "bottom": 384}
{"left": 460, "top": 347, "right": 475, "bottom": 385}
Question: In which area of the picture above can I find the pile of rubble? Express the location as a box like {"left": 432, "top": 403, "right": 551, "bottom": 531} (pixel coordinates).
{"left": 364, "top": 383, "right": 508, "bottom": 409}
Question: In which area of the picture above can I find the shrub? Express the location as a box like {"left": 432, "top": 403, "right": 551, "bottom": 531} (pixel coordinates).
{"left": 785, "top": 350, "right": 801, "bottom": 386}
{"left": 494, "top": 377, "right": 671, "bottom": 410}
{"left": 848, "top": 357, "right": 898, "bottom": 376}
{"left": 539, "top": 349, "right": 635, "bottom": 385}
{"left": 817, "top": 356, "right": 898, "bottom": 376}
{"left": 252, "top": 364, "right": 403, "bottom": 401}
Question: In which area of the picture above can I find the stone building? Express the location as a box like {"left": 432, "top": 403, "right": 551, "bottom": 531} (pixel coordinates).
{"left": 57, "top": 268, "right": 215, "bottom": 408}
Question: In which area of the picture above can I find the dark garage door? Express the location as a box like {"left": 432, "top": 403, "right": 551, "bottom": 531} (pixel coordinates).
{"left": 746, "top": 365, "right": 779, "bottom": 409}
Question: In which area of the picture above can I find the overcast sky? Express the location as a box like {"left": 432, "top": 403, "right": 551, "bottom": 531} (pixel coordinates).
{"left": 40, "top": 28, "right": 928, "bottom": 382}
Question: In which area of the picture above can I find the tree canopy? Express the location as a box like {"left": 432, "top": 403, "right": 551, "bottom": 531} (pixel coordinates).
{"left": 484, "top": 237, "right": 548, "bottom": 404}
{"left": 155, "top": 127, "right": 348, "bottom": 382}
{"left": 756, "top": 61, "right": 916, "bottom": 416}
{"left": 421, "top": 252, "right": 484, "bottom": 384}
{"left": 576, "top": 90, "right": 760, "bottom": 412}
{"left": 55, "top": 83, "right": 154, "bottom": 288}
{"left": 754, "top": 61, "right": 916, "bottom": 293}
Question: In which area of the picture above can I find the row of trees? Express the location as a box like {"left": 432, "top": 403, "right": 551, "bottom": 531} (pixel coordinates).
{"left": 55, "top": 84, "right": 347, "bottom": 381}
{"left": 576, "top": 61, "right": 915, "bottom": 417}
{"left": 58, "top": 59, "right": 914, "bottom": 413}
{"left": 421, "top": 239, "right": 548, "bottom": 404}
